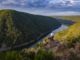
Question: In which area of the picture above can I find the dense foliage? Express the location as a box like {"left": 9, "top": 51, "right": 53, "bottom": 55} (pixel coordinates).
{"left": 0, "top": 9, "right": 61, "bottom": 48}
{"left": 54, "top": 23, "right": 80, "bottom": 46}
{"left": 1, "top": 43, "right": 80, "bottom": 60}
{"left": 1, "top": 10, "right": 80, "bottom": 60}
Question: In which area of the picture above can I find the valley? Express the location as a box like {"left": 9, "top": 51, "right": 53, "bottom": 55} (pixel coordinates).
{"left": 0, "top": 9, "right": 61, "bottom": 51}
{"left": 0, "top": 9, "right": 80, "bottom": 60}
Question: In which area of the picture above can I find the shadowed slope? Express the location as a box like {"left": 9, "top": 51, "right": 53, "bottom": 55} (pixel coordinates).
{"left": 0, "top": 9, "right": 61, "bottom": 49}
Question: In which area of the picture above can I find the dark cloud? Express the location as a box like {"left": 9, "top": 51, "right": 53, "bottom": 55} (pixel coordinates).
{"left": 0, "top": 0, "right": 80, "bottom": 15}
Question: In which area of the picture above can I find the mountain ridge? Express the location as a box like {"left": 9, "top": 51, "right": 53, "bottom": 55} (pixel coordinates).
{"left": 0, "top": 9, "right": 61, "bottom": 49}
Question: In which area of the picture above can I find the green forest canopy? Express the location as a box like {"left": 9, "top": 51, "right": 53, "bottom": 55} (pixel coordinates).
{"left": 0, "top": 9, "right": 61, "bottom": 48}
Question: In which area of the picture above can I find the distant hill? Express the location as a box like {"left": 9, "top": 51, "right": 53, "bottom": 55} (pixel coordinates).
{"left": 54, "top": 16, "right": 80, "bottom": 22}
{"left": 0, "top": 9, "right": 61, "bottom": 49}
{"left": 57, "top": 19, "right": 74, "bottom": 26}
{"left": 52, "top": 16, "right": 76, "bottom": 26}
{"left": 54, "top": 23, "right": 80, "bottom": 46}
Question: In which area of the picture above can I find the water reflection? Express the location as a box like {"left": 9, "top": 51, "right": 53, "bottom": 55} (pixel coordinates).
{"left": 49, "top": 24, "right": 68, "bottom": 37}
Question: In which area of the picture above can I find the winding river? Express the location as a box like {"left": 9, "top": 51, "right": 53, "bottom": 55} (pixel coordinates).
{"left": 49, "top": 24, "right": 68, "bottom": 37}
{"left": 0, "top": 24, "right": 69, "bottom": 52}
{"left": 31, "top": 24, "right": 69, "bottom": 47}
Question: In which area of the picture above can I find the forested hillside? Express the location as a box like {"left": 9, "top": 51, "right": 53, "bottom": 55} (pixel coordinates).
{"left": 54, "top": 23, "right": 80, "bottom": 46}
{"left": 0, "top": 9, "right": 61, "bottom": 48}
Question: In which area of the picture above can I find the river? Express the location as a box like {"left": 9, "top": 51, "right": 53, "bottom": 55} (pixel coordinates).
{"left": 31, "top": 24, "right": 69, "bottom": 47}
{"left": 47, "top": 24, "right": 68, "bottom": 37}
{"left": 0, "top": 24, "right": 69, "bottom": 52}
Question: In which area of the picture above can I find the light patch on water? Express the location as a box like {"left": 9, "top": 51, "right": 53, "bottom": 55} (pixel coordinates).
{"left": 49, "top": 24, "right": 68, "bottom": 37}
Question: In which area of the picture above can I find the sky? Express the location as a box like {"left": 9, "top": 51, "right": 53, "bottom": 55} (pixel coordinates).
{"left": 0, "top": 0, "right": 80, "bottom": 16}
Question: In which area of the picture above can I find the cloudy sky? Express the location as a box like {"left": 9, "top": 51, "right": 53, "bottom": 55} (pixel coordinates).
{"left": 0, "top": 0, "right": 80, "bottom": 15}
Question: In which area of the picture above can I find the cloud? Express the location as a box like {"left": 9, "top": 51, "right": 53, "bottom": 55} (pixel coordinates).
{"left": 0, "top": 0, "right": 80, "bottom": 8}
{"left": 0, "top": 0, "right": 49, "bottom": 7}
{"left": 0, "top": 0, "right": 27, "bottom": 6}
{"left": 30, "top": 10, "right": 80, "bottom": 16}
{"left": 1, "top": 0, "right": 17, "bottom": 5}
{"left": 0, "top": 0, "right": 80, "bottom": 15}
